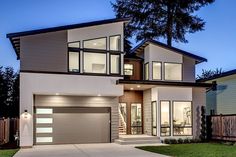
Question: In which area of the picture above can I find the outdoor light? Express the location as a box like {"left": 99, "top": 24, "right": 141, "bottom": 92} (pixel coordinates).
{"left": 130, "top": 87, "right": 134, "bottom": 90}
{"left": 137, "top": 85, "right": 141, "bottom": 88}
{"left": 24, "top": 110, "right": 29, "bottom": 119}
{"left": 97, "top": 94, "right": 101, "bottom": 96}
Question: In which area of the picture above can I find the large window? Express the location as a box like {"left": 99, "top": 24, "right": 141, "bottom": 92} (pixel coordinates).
{"left": 83, "top": 52, "right": 106, "bottom": 74}
{"left": 131, "top": 103, "right": 142, "bottom": 134}
{"left": 110, "top": 54, "right": 120, "bottom": 74}
{"left": 173, "top": 101, "right": 192, "bottom": 136}
{"left": 160, "top": 101, "right": 171, "bottom": 136}
{"left": 164, "top": 63, "right": 182, "bottom": 81}
{"left": 83, "top": 37, "right": 106, "bottom": 50}
{"left": 152, "top": 62, "right": 161, "bottom": 80}
{"left": 110, "top": 35, "right": 121, "bottom": 51}
{"left": 145, "top": 63, "right": 149, "bottom": 80}
{"left": 124, "top": 64, "right": 133, "bottom": 76}
{"left": 152, "top": 101, "right": 157, "bottom": 136}
{"left": 69, "top": 52, "right": 80, "bottom": 72}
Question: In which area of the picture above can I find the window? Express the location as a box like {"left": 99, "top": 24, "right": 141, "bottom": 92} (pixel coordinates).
{"left": 68, "top": 41, "right": 80, "bottom": 48}
{"left": 145, "top": 63, "right": 149, "bottom": 80}
{"left": 160, "top": 101, "right": 171, "bottom": 136}
{"left": 36, "top": 118, "right": 53, "bottom": 124}
{"left": 83, "top": 37, "right": 106, "bottom": 50}
{"left": 69, "top": 52, "right": 80, "bottom": 72}
{"left": 173, "top": 101, "right": 192, "bottom": 136}
{"left": 36, "top": 108, "right": 53, "bottom": 114}
{"left": 152, "top": 101, "right": 157, "bottom": 136}
{"left": 131, "top": 103, "right": 142, "bottom": 134}
{"left": 84, "top": 52, "right": 106, "bottom": 73}
{"left": 152, "top": 62, "right": 161, "bottom": 80}
{"left": 164, "top": 63, "right": 182, "bottom": 81}
{"left": 110, "top": 35, "right": 121, "bottom": 51}
{"left": 110, "top": 54, "right": 120, "bottom": 74}
{"left": 124, "top": 64, "right": 133, "bottom": 76}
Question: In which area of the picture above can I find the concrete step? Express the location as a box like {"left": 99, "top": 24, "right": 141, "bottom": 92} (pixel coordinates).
{"left": 119, "top": 135, "right": 160, "bottom": 141}
{"left": 115, "top": 139, "right": 160, "bottom": 145}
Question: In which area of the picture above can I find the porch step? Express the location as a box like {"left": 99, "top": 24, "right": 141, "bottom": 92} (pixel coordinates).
{"left": 115, "top": 135, "right": 160, "bottom": 145}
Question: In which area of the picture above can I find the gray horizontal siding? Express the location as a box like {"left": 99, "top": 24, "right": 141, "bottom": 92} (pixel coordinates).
{"left": 20, "top": 31, "right": 67, "bottom": 72}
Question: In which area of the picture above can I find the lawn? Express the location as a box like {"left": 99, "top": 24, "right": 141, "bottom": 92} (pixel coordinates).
{"left": 0, "top": 149, "right": 19, "bottom": 157}
{"left": 137, "top": 143, "right": 236, "bottom": 157}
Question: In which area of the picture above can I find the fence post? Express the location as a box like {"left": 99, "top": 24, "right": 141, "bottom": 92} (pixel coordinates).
{"left": 206, "top": 115, "right": 212, "bottom": 140}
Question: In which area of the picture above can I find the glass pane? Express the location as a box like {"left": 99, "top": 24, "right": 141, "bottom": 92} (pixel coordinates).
{"left": 152, "top": 102, "right": 157, "bottom": 136}
{"left": 110, "top": 55, "right": 120, "bottom": 74}
{"left": 36, "top": 127, "right": 53, "bottom": 133}
{"left": 131, "top": 103, "right": 142, "bottom": 134}
{"left": 124, "top": 64, "right": 133, "bottom": 75}
{"left": 84, "top": 52, "right": 106, "bottom": 73}
{"left": 68, "top": 41, "right": 80, "bottom": 48}
{"left": 161, "top": 101, "right": 170, "bottom": 136}
{"left": 153, "top": 62, "right": 161, "bottom": 80}
{"left": 69, "top": 52, "right": 79, "bottom": 72}
{"left": 164, "top": 63, "right": 182, "bottom": 80}
{"left": 36, "top": 137, "right": 53, "bottom": 143}
{"left": 36, "top": 108, "right": 53, "bottom": 114}
{"left": 119, "top": 103, "right": 127, "bottom": 134}
{"left": 145, "top": 63, "right": 149, "bottom": 80}
{"left": 173, "top": 101, "right": 192, "bottom": 135}
{"left": 110, "top": 36, "right": 121, "bottom": 51}
{"left": 36, "top": 118, "right": 53, "bottom": 124}
{"left": 84, "top": 38, "right": 106, "bottom": 50}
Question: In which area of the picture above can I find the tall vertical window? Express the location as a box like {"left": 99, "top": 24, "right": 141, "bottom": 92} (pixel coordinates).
{"left": 83, "top": 52, "right": 106, "bottom": 73}
{"left": 131, "top": 103, "right": 142, "bottom": 134}
{"left": 160, "top": 101, "right": 171, "bottom": 136}
{"left": 152, "top": 101, "right": 157, "bottom": 136}
{"left": 152, "top": 62, "right": 161, "bottom": 80}
{"left": 83, "top": 37, "right": 106, "bottom": 50}
{"left": 164, "top": 63, "right": 182, "bottom": 81}
{"left": 145, "top": 63, "right": 149, "bottom": 80}
{"left": 110, "top": 54, "right": 120, "bottom": 74}
{"left": 173, "top": 101, "right": 192, "bottom": 136}
{"left": 110, "top": 35, "right": 121, "bottom": 51}
{"left": 124, "top": 64, "right": 133, "bottom": 76}
{"left": 69, "top": 52, "right": 80, "bottom": 72}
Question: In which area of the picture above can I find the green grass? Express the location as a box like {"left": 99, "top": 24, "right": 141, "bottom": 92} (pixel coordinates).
{"left": 0, "top": 149, "right": 19, "bottom": 157}
{"left": 137, "top": 143, "right": 236, "bottom": 157}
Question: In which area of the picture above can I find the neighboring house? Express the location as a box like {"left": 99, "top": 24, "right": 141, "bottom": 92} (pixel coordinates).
{"left": 198, "top": 69, "right": 236, "bottom": 115}
{"left": 7, "top": 18, "right": 212, "bottom": 147}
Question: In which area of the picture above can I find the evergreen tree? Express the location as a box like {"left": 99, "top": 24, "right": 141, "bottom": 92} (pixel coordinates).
{"left": 200, "top": 106, "right": 207, "bottom": 141}
{"left": 112, "top": 0, "right": 214, "bottom": 46}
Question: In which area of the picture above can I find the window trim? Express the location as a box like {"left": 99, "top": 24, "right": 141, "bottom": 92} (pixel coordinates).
{"left": 68, "top": 51, "right": 80, "bottom": 73}
{"left": 164, "top": 62, "right": 183, "bottom": 81}
{"left": 160, "top": 100, "right": 171, "bottom": 137}
{"left": 83, "top": 51, "right": 107, "bottom": 75}
{"left": 151, "top": 101, "right": 157, "bottom": 136}
{"left": 109, "top": 53, "right": 121, "bottom": 75}
{"left": 144, "top": 62, "right": 149, "bottom": 80}
{"left": 124, "top": 63, "right": 134, "bottom": 76}
{"left": 109, "top": 34, "right": 121, "bottom": 51}
{"left": 172, "top": 101, "right": 193, "bottom": 136}
{"left": 83, "top": 37, "right": 107, "bottom": 50}
{"left": 152, "top": 61, "right": 162, "bottom": 80}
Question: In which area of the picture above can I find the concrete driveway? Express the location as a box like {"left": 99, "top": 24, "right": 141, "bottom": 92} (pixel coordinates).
{"left": 14, "top": 143, "right": 169, "bottom": 157}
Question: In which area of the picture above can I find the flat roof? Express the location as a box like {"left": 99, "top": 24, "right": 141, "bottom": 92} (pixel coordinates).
{"left": 197, "top": 69, "right": 236, "bottom": 82}
{"left": 131, "top": 39, "right": 207, "bottom": 64}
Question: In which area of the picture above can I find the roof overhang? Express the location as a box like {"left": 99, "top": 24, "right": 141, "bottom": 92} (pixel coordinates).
{"left": 131, "top": 39, "right": 207, "bottom": 64}
{"left": 117, "top": 79, "right": 213, "bottom": 91}
{"left": 7, "top": 17, "right": 130, "bottom": 60}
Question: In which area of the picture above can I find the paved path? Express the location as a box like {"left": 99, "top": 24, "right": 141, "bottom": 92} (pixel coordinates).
{"left": 14, "top": 143, "right": 169, "bottom": 157}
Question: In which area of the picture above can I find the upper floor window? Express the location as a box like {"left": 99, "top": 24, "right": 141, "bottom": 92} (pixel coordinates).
{"left": 110, "top": 54, "right": 120, "bottom": 74}
{"left": 83, "top": 52, "right": 106, "bottom": 74}
{"left": 124, "top": 64, "right": 133, "bottom": 76}
{"left": 152, "top": 62, "right": 161, "bottom": 80}
{"left": 83, "top": 37, "right": 106, "bottom": 50}
{"left": 68, "top": 41, "right": 80, "bottom": 48}
{"left": 144, "top": 63, "right": 149, "bottom": 80}
{"left": 69, "top": 51, "right": 79, "bottom": 72}
{"left": 164, "top": 63, "right": 182, "bottom": 81}
{"left": 109, "top": 35, "right": 121, "bottom": 51}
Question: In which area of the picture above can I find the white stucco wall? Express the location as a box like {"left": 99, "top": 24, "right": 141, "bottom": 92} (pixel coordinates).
{"left": 19, "top": 72, "right": 123, "bottom": 147}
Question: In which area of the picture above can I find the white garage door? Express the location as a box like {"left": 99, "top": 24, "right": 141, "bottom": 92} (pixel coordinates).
{"left": 34, "top": 107, "right": 111, "bottom": 145}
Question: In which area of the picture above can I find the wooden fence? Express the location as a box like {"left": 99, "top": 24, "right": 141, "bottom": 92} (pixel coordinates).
{"left": 0, "top": 118, "right": 19, "bottom": 145}
{"left": 208, "top": 114, "right": 236, "bottom": 141}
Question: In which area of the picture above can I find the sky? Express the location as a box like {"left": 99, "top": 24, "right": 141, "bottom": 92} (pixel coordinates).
{"left": 0, "top": 0, "right": 236, "bottom": 76}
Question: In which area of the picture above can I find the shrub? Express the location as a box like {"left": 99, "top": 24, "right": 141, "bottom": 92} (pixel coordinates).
{"left": 164, "top": 138, "right": 171, "bottom": 144}
{"left": 183, "top": 138, "right": 190, "bottom": 143}
{"left": 169, "top": 138, "right": 177, "bottom": 144}
{"left": 177, "top": 138, "right": 183, "bottom": 144}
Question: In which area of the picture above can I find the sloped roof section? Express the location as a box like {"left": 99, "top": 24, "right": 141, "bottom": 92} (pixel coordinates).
{"left": 131, "top": 39, "right": 207, "bottom": 64}
{"left": 197, "top": 69, "right": 236, "bottom": 82}
{"left": 7, "top": 18, "right": 130, "bottom": 59}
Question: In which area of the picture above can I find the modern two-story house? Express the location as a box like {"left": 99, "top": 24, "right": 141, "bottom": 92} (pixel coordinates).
{"left": 7, "top": 18, "right": 212, "bottom": 147}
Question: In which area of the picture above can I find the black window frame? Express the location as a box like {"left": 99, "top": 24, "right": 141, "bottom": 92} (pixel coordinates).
{"left": 151, "top": 101, "right": 157, "bottom": 136}
{"left": 124, "top": 63, "right": 134, "bottom": 76}
{"left": 160, "top": 100, "right": 171, "bottom": 137}
{"left": 164, "top": 62, "right": 183, "bottom": 81}
{"left": 144, "top": 62, "right": 149, "bottom": 80}
{"left": 83, "top": 37, "right": 107, "bottom": 50}
{"left": 152, "top": 61, "right": 162, "bottom": 80}
{"left": 109, "top": 35, "right": 121, "bottom": 51}
{"left": 109, "top": 53, "right": 121, "bottom": 75}
{"left": 68, "top": 51, "right": 80, "bottom": 73}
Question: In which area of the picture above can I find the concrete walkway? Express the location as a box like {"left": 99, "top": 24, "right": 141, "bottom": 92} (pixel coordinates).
{"left": 14, "top": 143, "right": 169, "bottom": 157}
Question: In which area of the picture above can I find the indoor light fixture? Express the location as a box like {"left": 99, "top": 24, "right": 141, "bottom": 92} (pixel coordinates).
{"left": 137, "top": 85, "right": 141, "bottom": 88}
{"left": 130, "top": 87, "right": 134, "bottom": 90}
{"left": 98, "top": 94, "right": 101, "bottom": 96}
{"left": 55, "top": 93, "right": 59, "bottom": 95}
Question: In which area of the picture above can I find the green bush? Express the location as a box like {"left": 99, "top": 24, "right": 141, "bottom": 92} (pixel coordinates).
{"left": 164, "top": 138, "right": 171, "bottom": 144}
{"left": 169, "top": 138, "right": 177, "bottom": 144}
{"left": 183, "top": 138, "right": 190, "bottom": 143}
{"left": 177, "top": 138, "right": 183, "bottom": 144}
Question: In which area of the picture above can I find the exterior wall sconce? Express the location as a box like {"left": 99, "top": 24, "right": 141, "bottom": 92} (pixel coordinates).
{"left": 24, "top": 110, "right": 29, "bottom": 119}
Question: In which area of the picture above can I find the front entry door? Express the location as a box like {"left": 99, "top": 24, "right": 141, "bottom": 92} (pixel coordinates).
{"left": 131, "top": 103, "right": 142, "bottom": 134}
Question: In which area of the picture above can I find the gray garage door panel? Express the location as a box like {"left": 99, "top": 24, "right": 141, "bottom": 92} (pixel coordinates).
{"left": 35, "top": 107, "right": 110, "bottom": 145}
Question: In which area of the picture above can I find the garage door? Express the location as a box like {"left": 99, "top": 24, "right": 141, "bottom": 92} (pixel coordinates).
{"left": 34, "top": 107, "right": 111, "bottom": 145}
